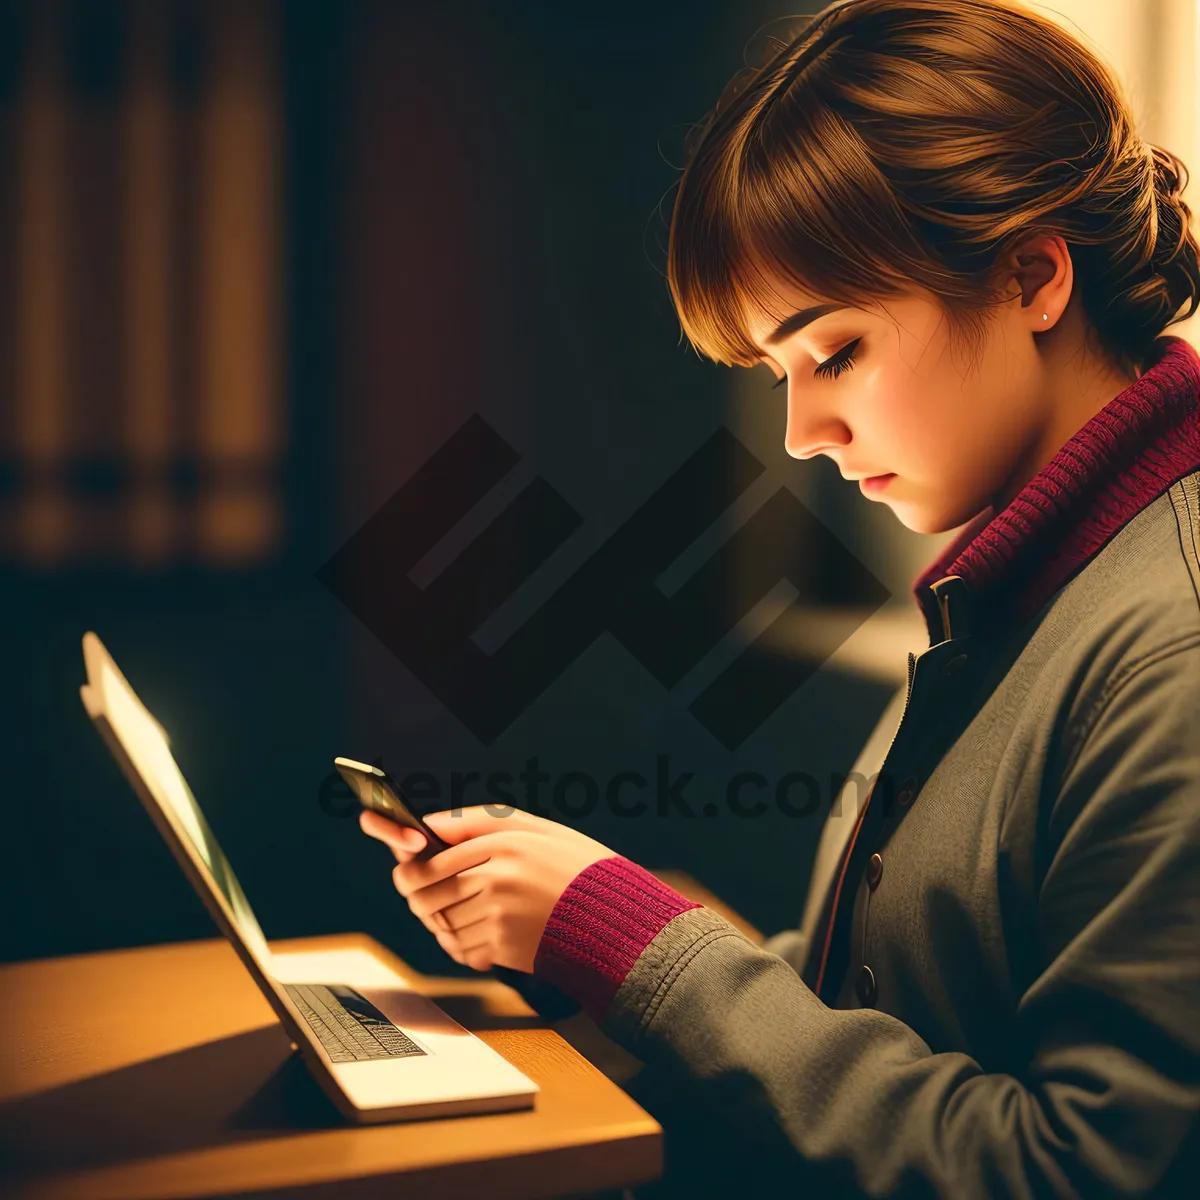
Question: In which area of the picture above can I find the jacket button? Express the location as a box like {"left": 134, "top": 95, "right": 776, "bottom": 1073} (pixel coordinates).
{"left": 897, "top": 775, "right": 918, "bottom": 807}
{"left": 941, "top": 653, "right": 969, "bottom": 681}
{"left": 866, "top": 853, "right": 883, "bottom": 890}
{"left": 856, "top": 964, "right": 877, "bottom": 1007}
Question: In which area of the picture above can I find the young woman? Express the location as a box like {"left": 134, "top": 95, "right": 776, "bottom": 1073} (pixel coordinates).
{"left": 361, "top": 0, "right": 1200, "bottom": 1194}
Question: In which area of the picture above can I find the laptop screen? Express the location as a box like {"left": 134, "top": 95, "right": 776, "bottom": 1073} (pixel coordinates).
{"left": 83, "top": 634, "right": 274, "bottom": 972}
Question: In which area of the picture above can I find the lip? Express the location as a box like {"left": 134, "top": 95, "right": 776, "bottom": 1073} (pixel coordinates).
{"left": 859, "top": 473, "right": 896, "bottom": 495}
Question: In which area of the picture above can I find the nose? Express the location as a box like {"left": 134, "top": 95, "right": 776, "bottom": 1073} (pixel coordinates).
{"left": 783, "top": 393, "right": 852, "bottom": 460}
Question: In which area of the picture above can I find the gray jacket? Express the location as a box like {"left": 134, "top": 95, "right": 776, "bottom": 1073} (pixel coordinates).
{"left": 598, "top": 470, "right": 1200, "bottom": 1197}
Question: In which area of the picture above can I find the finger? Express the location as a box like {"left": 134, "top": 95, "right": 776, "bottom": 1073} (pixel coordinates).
{"left": 433, "top": 925, "right": 465, "bottom": 965}
{"left": 417, "top": 908, "right": 453, "bottom": 937}
{"left": 391, "top": 830, "right": 513, "bottom": 896}
{"left": 435, "top": 888, "right": 493, "bottom": 933}
{"left": 406, "top": 869, "right": 486, "bottom": 922}
{"left": 442, "top": 918, "right": 493, "bottom": 971}
{"left": 394, "top": 856, "right": 491, "bottom": 908}
{"left": 461, "top": 943, "right": 494, "bottom": 972}
{"left": 422, "top": 805, "right": 551, "bottom": 845}
{"left": 360, "top": 807, "right": 427, "bottom": 852}
{"left": 360, "top": 809, "right": 427, "bottom": 860}
{"left": 391, "top": 875, "right": 452, "bottom": 934}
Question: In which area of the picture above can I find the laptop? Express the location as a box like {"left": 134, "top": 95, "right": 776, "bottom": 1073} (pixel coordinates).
{"left": 78, "top": 631, "right": 539, "bottom": 1124}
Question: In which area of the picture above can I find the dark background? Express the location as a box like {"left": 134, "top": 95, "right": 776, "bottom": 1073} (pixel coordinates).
{"left": 1, "top": 0, "right": 908, "bottom": 976}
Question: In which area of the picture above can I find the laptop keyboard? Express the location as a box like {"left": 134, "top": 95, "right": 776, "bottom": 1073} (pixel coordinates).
{"left": 284, "top": 982, "right": 428, "bottom": 1063}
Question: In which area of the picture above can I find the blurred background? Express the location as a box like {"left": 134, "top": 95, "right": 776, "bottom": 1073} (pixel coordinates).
{"left": 2, "top": 0, "right": 1196, "bottom": 973}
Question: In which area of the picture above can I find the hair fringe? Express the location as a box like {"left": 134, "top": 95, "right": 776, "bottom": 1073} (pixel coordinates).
{"left": 666, "top": 0, "right": 1200, "bottom": 379}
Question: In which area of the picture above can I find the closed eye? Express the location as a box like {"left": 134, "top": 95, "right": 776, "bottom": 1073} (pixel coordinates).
{"left": 815, "top": 338, "right": 861, "bottom": 381}
{"left": 770, "top": 337, "right": 862, "bottom": 389}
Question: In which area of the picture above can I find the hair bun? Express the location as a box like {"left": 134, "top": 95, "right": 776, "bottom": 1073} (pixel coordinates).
{"left": 1117, "top": 144, "right": 1200, "bottom": 363}
{"left": 665, "top": 0, "right": 1199, "bottom": 378}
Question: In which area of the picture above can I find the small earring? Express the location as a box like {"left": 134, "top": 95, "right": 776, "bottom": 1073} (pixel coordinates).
{"left": 1042, "top": 313, "right": 1048, "bottom": 321}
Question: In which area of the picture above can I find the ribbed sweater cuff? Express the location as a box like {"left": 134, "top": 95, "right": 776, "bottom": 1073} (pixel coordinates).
{"left": 532, "top": 856, "right": 701, "bottom": 1024}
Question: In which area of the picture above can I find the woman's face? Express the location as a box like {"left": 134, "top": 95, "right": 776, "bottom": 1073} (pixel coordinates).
{"left": 741, "top": 262, "right": 1102, "bottom": 535}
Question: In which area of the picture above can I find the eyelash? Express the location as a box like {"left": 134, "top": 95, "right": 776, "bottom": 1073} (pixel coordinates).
{"left": 772, "top": 338, "right": 862, "bottom": 389}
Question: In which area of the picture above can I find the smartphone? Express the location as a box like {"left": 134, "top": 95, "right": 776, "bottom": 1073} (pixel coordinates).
{"left": 338, "top": 756, "right": 581, "bottom": 1017}
{"left": 334, "top": 757, "right": 451, "bottom": 861}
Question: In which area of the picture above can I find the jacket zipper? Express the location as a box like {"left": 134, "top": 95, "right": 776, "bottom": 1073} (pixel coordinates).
{"left": 865, "top": 649, "right": 916, "bottom": 815}
{"left": 855, "top": 647, "right": 916, "bottom": 992}
{"left": 813, "top": 647, "right": 918, "bottom": 1000}
{"left": 892, "top": 650, "right": 917, "bottom": 756}
{"left": 930, "top": 574, "right": 968, "bottom": 645}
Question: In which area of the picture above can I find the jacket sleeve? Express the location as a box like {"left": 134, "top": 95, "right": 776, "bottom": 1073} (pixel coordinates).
{"left": 760, "top": 926, "right": 809, "bottom": 976}
{"left": 534, "top": 642, "right": 1200, "bottom": 1197}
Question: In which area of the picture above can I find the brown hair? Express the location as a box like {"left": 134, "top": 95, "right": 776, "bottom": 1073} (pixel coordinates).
{"left": 667, "top": 0, "right": 1200, "bottom": 380}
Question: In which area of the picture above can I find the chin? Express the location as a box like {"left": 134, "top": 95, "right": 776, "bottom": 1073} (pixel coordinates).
{"left": 893, "top": 511, "right": 945, "bottom": 535}
{"left": 892, "top": 497, "right": 984, "bottom": 536}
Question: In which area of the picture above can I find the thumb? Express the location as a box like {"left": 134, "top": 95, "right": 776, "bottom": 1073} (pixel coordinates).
{"left": 423, "top": 804, "right": 540, "bottom": 844}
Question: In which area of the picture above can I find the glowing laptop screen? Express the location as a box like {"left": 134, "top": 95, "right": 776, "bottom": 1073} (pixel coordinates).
{"left": 87, "top": 638, "right": 274, "bottom": 971}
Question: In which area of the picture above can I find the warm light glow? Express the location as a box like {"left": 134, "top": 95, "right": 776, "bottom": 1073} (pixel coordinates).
{"left": 94, "top": 650, "right": 274, "bottom": 969}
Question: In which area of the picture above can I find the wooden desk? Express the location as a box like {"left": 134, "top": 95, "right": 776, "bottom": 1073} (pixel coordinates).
{"left": 0, "top": 934, "right": 662, "bottom": 1200}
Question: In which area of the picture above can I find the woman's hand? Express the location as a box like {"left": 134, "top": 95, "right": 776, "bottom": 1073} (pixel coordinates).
{"left": 359, "top": 805, "right": 618, "bottom": 973}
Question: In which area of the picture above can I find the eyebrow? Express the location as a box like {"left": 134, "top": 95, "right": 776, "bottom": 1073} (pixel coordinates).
{"left": 763, "top": 303, "right": 849, "bottom": 347}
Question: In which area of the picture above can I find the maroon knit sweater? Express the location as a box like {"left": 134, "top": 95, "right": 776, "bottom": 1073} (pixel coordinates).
{"left": 532, "top": 334, "right": 1200, "bottom": 1024}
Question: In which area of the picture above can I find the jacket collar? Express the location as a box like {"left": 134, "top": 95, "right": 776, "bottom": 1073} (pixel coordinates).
{"left": 912, "top": 335, "right": 1200, "bottom": 646}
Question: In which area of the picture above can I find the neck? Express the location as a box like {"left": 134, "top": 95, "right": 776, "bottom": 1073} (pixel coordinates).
{"left": 988, "top": 347, "right": 1142, "bottom": 516}
{"left": 913, "top": 335, "right": 1200, "bottom": 643}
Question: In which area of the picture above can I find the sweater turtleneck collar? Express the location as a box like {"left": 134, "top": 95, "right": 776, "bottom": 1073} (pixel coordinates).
{"left": 912, "top": 334, "right": 1200, "bottom": 645}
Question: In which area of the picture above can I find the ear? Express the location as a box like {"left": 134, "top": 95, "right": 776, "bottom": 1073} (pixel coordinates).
{"left": 1002, "top": 233, "right": 1073, "bottom": 331}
